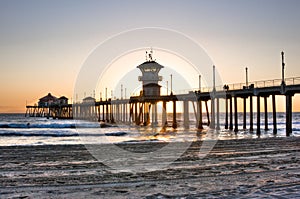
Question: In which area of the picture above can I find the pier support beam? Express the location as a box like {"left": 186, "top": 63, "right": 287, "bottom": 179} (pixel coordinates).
{"left": 98, "top": 106, "right": 101, "bottom": 122}
{"left": 243, "top": 97, "right": 247, "bottom": 130}
{"left": 125, "top": 103, "right": 128, "bottom": 123}
{"left": 205, "top": 101, "right": 210, "bottom": 126}
{"left": 151, "top": 103, "right": 158, "bottom": 127}
{"left": 286, "top": 94, "right": 293, "bottom": 136}
{"left": 102, "top": 105, "right": 105, "bottom": 122}
{"left": 116, "top": 103, "right": 119, "bottom": 122}
{"left": 162, "top": 101, "right": 167, "bottom": 127}
{"left": 172, "top": 100, "right": 177, "bottom": 129}
{"left": 257, "top": 96, "right": 261, "bottom": 136}
{"left": 111, "top": 103, "right": 115, "bottom": 123}
{"left": 183, "top": 100, "right": 189, "bottom": 129}
{"left": 225, "top": 98, "right": 228, "bottom": 129}
{"left": 154, "top": 103, "right": 158, "bottom": 125}
{"left": 135, "top": 102, "right": 138, "bottom": 125}
{"left": 106, "top": 103, "right": 109, "bottom": 122}
{"left": 272, "top": 95, "right": 277, "bottom": 134}
{"left": 250, "top": 96, "right": 254, "bottom": 131}
{"left": 229, "top": 97, "right": 233, "bottom": 130}
{"left": 143, "top": 103, "right": 150, "bottom": 126}
{"left": 210, "top": 98, "right": 215, "bottom": 129}
{"left": 264, "top": 96, "right": 269, "bottom": 131}
{"left": 197, "top": 100, "right": 203, "bottom": 130}
{"left": 234, "top": 96, "right": 238, "bottom": 132}
{"left": 123, "top": 103, "right": 126, "bottom": 123}
{"left": 216, "top": 98, "right": 220, "bottom": 130}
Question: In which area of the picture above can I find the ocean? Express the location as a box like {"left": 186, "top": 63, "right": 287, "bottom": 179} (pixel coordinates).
{"left": 0, "top": 113, "right": 299, "bottom": 146}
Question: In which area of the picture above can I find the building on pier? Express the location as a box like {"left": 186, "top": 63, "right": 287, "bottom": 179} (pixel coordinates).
{"left": 38, "top": 93, "right": 69, "bottom": 107}
{"left": 38, "top": 93, "right": 58, "bottom": 107}
{"left": 58, "top": 96, "right": 69, "bottom": 105}
{"left": 82, "top": 96, "right": 96, "bottom": 103}
{"left": 137, "top": 53, "right": 164, "bottom": 97}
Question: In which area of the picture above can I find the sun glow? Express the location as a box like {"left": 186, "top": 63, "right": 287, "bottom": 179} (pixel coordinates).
{"left": 95, "top": 48, "right": 210, "bottom": 101}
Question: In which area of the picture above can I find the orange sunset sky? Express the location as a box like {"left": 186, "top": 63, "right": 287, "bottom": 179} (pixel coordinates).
{"left": 0, "top": 0, "right": 300, "bottom": 113}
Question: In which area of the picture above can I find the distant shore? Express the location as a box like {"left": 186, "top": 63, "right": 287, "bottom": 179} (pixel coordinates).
{"left": 0, "top": 137, "right": 300, "bottom": 198}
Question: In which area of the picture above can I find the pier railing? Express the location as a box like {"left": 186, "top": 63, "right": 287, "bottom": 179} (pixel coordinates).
{"left": 172, "top": 77, "right": 300, "bottom": 95}
{"left": 228, "top": 77, "right": 300, "bottom": 90}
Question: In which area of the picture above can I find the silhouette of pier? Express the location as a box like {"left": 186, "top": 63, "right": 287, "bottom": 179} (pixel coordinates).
{"left": 26, "top": 52, "right": 300, "bottom": 136}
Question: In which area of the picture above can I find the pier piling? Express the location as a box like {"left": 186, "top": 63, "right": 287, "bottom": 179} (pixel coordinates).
{"left": 243, "top": 97, "right": 247, "bottom": 130}
{"left": 197, "top": 101, "right": 203, "bottom": 130}
{"left": 183, "top": 100, "right": 189, "bottom": 129}
{"left": 286, "top": 94, "right": 293, "bottom": 136}
{"left": 172, "top": 100, "right": 177, "bottom": 129}
{"left": 225, "top": 98, "right": 229, "bottom": 129}
{"left": 162, "top": 101, "right": 167, "bottom": 127}
{"left": 229, "top": 97, "right": 233, "bottom": 130}
{"left": 250, "top": 96, "right": 254, "bottom": 131}
{"left": 264, "top": 96, "right": 269, "bottom": 131}
{"left": 234, "top": 96, "right": 238, "bottom": 132}
{"left": 257, "top": 96, "right": 261, "bottom": 135}
{"left": 216, "top": 98, "right": 220, "bottom": 130}
{"left": 272, "top": 94, "right": 277, "bottom": 134}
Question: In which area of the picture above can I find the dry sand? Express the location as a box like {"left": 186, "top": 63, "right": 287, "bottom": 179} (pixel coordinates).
{"left": 0, "top": 136, "right": 300, "bottom": 198}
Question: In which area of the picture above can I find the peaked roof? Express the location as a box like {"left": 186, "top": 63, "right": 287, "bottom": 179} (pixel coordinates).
{"left": 39, "top": 93, "right": 57, "bottom": 102}
{"left": 58, "top": 96, "right": 68, "bottom": 100}
{"left": 83, "top": 96, "right": 95, "bottom": 101}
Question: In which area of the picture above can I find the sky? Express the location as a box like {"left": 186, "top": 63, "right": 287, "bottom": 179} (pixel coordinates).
{"left": 0, "top": 0, "right": 300, "bottom": 113}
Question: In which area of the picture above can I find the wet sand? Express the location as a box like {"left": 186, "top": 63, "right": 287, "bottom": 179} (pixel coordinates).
{"left": 0, "top": 137, "right": 300, "bottom": 198}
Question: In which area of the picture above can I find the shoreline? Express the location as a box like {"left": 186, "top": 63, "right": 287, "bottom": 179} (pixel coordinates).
{"left": 0, "top": 136, "right": 300, "bottom": 198}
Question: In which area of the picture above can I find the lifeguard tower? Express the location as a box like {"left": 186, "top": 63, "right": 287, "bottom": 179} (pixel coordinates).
{"left": 137, "top": 50, "right": 164, "bottom": 96}
{"left": 134, "top": 50, "right": 164, "bottom": 126}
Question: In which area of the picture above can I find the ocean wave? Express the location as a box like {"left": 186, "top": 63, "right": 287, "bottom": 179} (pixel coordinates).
{"left": 105, "top": 132, "right": 127, "bottom": 136}
{"left": 0, "top": 123, "right": 76, "bottom": 129}
{"left": 0, "top": 122, "right": 110, "bottom": 129}
{"left": 0, "top": 131, "right": 79, "bottom": 137}
{"left": 0, "top": 130, "right": 128, "bottom": 137}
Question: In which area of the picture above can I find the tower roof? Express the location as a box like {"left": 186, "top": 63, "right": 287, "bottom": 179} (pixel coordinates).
{"left": 137, "top": 61, "right": 164, "bottom": 70}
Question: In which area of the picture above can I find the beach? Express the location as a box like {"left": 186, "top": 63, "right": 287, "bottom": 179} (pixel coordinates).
{"left": 1, "top": 136, "right": 300, "bottom": 198}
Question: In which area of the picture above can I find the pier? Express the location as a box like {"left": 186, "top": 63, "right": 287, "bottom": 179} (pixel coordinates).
{"left": 26, "top": 52, "right": 300, "bottom": 136}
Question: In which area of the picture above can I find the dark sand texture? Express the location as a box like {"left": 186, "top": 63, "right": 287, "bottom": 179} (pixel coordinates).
{"left": 0, "top": 137, "right": 300, "bottom": 198}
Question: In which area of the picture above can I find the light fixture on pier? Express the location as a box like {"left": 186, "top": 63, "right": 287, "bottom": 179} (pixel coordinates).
{"left": 281, "top": 51, "right": 286, "bottom": 86}
{"left": 245, "top": 67, "right": 249, "bottom": 87}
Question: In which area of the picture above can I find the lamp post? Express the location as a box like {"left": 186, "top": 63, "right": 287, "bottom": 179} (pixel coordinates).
{"left": 281, "top": 51, "right": 285, "bottom": 85}
{"left": 170, "top": 74, "right": 173, "bottom": 95}
{"left": 166, "top": 81, "right": 168, "bottom": 95}
{"left": 245, "top": 67, "right": 249, "bottom": 87}
{"left": 199, "top": 75, "right": 202, "bottom": 92}
{"left": 213, "top": 65, "right": 216, "bottom": 93}
{"left": 121, "top": 84, "right": 123, "bottom": 99}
